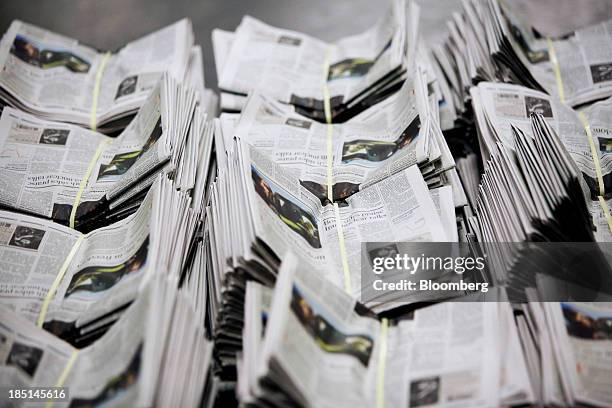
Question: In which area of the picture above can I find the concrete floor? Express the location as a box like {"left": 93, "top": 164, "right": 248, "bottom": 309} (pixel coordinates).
{"left": 1, "top": 0, "right": 611, "bottom": 89}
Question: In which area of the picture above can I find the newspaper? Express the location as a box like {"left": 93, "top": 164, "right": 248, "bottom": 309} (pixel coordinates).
{"left": 239, "top": 252, "right": 531, "bottom": 407}
{"left": 1, "top": 283, "right": 147, "bottom": 407}
{"left": 239, "top": 140, "right": 449, "bottom": 294}
{"left": 234, "top": 69, "right": 452, "bottom": 204}
{"left": 216, "top": 0, "right": 418, "bottom": 120}
{"left": 0, "top": 19, "right": 194, "bottom": 130}
{"left": 544, "top": 302, "right": 612, "bottom": 407}
{"left": 541, "top": 19, "right": 612, "bottom": 107}
{"left": 0, "top": 176, "right": 161, "bottom": 335}
{"left": 471, "top": 81, "right": 612, "bottom": 200}
{"left": 0, "top": 256, "right": 213, "bottom": 407}
{"left": 0, "top": 74, "right": 198, "bottom": 229}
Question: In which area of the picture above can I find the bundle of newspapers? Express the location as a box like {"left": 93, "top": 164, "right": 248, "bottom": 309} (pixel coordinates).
{"left": 237, "top": 254, "right": 537, "bottom": 407}
{"left": 469, "top": 81, "right": 612, "bottom": 242}
{"left": 205, "top": 60, "right": 470, "bottom": 369}
{"left": 0, "top": 176, "right": 216, "bottom": 406}
{"left": 0, "top": 18, "right": 220, "bottom": 407}
{"left": 3, "top": 1, "right": 612, "bottom": 407}
{"left": 0, "top": 73, "right": 215, "bottom": 231}
{"left": 429, "top": 0, "right": 612, "bottom": 243}
{"left": 0, "top": 19, "right": 203, "bottom": 132}
{"left": 213, "top": 0, "right": 420, "bottom": 122}
{"left": 432, "top": 0, "right": 612, "bottom": 117}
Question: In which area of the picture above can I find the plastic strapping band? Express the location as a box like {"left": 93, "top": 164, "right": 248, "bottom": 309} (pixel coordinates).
{"left": 90, "top": 52, "right": 111, "bottom": 131}
{"left": 376, "top": 318, "right": 389, "bottom": 408}
{"left": 576, "top": 112, "right": 612, "bottom": 233}
{"left": 46, "top": 349, "right": 79, "bottom": 408}
{"left": 37, "top": 235, "right": 84, "bottom": 327}
{"left": 577, "top": 112, "right": 605, "bottom": 196}
{"left": 69, "top": 139, "right": 109, "bottom": 228}
{"left": 36, "top": 235, "right": 85, "bottom": 327}
{"left": 322, "top": 48, "right": 351, "bottom": 293}
{"left": 323, "top": 47, "right": 334, "bottom": 199}
{"left": 598, "top": 196, "right": 612, "bottom": 235}
{"left": 546, "top": 37, "right": 565, "bottom": 104}
{"left": 548, "top": 39, "right": 611, "bottom": 234}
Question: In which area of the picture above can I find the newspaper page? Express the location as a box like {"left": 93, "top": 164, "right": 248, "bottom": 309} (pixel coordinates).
{"left": 546, "top": 302, "right": 612, "bottom": 407}
{"left": 261, "top": 253, "right": 504, "bottom": 408}
{"left": 98, "top": 19, "right": 193, "bottom": 121}
{"left": 261, "top": 253, "right": 381, "bottom": 408}
{"left": 384, "top": 302, "right": 500, "bottom": 408}
{"left": 0, "top": 179, "right": 155, "bottom": 331}
{"left": 320, "top": 165, "right": 448, "bottom": 293}
{"left": 235, "top": 75, "right": 435, "bottom": 204}
{"left": 0, "top": 210, "right": 80, "bottom": 323}
{"left": 0, "top": 284, "right": 152, "bottom": 406}
{"left": 543, "top": 19, "right": 612, "bottom": 106}
{"left": 0, "top": 308, "right": 74, "bottom": 391}
{"left": 0, "top": 19, "right": 193, "bottom": 126}
{"left": 218, "top": 0, "right": 407, "bottom": 108}
{"left": 242, "top": 142, "right": 447, "bottom": 293}
{"left": 0, "top": 79, "right": 171, "bottom": 225}
{"left": 472, "top": 82, "right": 612, "bottom": 199}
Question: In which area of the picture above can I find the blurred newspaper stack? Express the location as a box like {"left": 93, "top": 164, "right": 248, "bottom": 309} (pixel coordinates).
{"left": 236, "top": 253, "right": 534, "bottom": 407}
{"left": 213, "top": 0, "right": 419, "bottom": 122}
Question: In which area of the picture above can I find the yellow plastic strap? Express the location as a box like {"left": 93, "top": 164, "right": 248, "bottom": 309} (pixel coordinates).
{"left": 598, "top": 196, "right": 612, "bottom": 235}
{"left": 546, "top": 37, "right": 565, "bottom": 104}
{"left": 323, "top": 47, "right": 334, "bottom": 200}
{"left": 326, "top": 125, "right": 334, "bottom": 200}
{"left": 577, "top": 112, "right": 605, "bottom": 196}
{"left": 376, "top": 318, "right": 389, "bottom": 408}
{"left": 46, "top": 349, "right": 79, "bottom": 408}
{"left": 90, "top": 52, "right": 112, "bottom": 131}
{"left": 322, "top": 48, "right": 350, "bottom": 292}
{"left": 69, "top": 139, "right": 109, "bottom": 228}
{"left": 333, "top": 203, "right": 351, "bottom": 292}
{"left": 37, "top": 236, "right": 84, "bottom": 327}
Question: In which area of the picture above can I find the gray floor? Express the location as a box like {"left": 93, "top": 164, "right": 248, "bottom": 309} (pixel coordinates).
{"left": 1, "top": 0, "right": 611, "bottom": 89}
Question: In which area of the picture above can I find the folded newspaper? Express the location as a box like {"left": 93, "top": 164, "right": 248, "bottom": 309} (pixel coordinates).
{"left": 432, "top": 0, "right": 612, "bottom": 112}
{"left": 0, "top": 175, "right": 194, "bottom": 346}
{"left": 470, "top": 81, "right": 612, "bottom": 241}
{"left": 521, "top": 300, "right": 612, "bottom": 407}
{"left": 0, "top": 273, "right": 214, "bottom": 408}
{"left": 213, "top": 0, "right": 419, "bottom": 122}
{"left": 236, "top": 253, "right": 534, "bottom": 407}
{"left": 0, "top": 19, "right": 196, "bottom": 132}
{"left": 0, "top": 74, "right": 214, "bottom": 231}
{"left": 206, "top": 129, "right": 459, "bottom": 367}
{"left": 232, "top": 69, "right": 454, "bottom": 203}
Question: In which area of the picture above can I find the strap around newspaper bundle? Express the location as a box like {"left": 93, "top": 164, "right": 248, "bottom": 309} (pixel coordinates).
{"left": 547, "top": 38, "right": 612, "bottom": 234}
{"left": 36, "top": 235, "right": 84, "bottom": 327}
{"left": 577, "top": 111, "right": 606, "bottom": 197}
{"left": 322, "top": 47, "right": 352, "bottom": 293}
{"left": 546, "top": 38, "right": 565, "bottom": 104}
{"left": 376, "top": 318, "right": 389, "bottom": 408}
{"left": 90, "top": 52, "right": 112, "bottom": 131}
{"left": 47, "top": 349, "right": 78, "bottom": 408}
{"left": 69, "top": 139, "right": 110, "bottom": 229}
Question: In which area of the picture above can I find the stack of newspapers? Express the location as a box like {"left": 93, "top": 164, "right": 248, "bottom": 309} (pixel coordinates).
{"left": 432, "top": 0, "right": 612, "bottom": 244}
{"left": 1, "top": 0, "right": 612, "bottom": 407}
{"left": 213, "top": 0, "right": 420, "bottom": 122}
{"left": 206, "top": 0, "right": 474, "bottom": 377}
{"left": 0, "top": 21, "right": 218, "bottom": 407}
